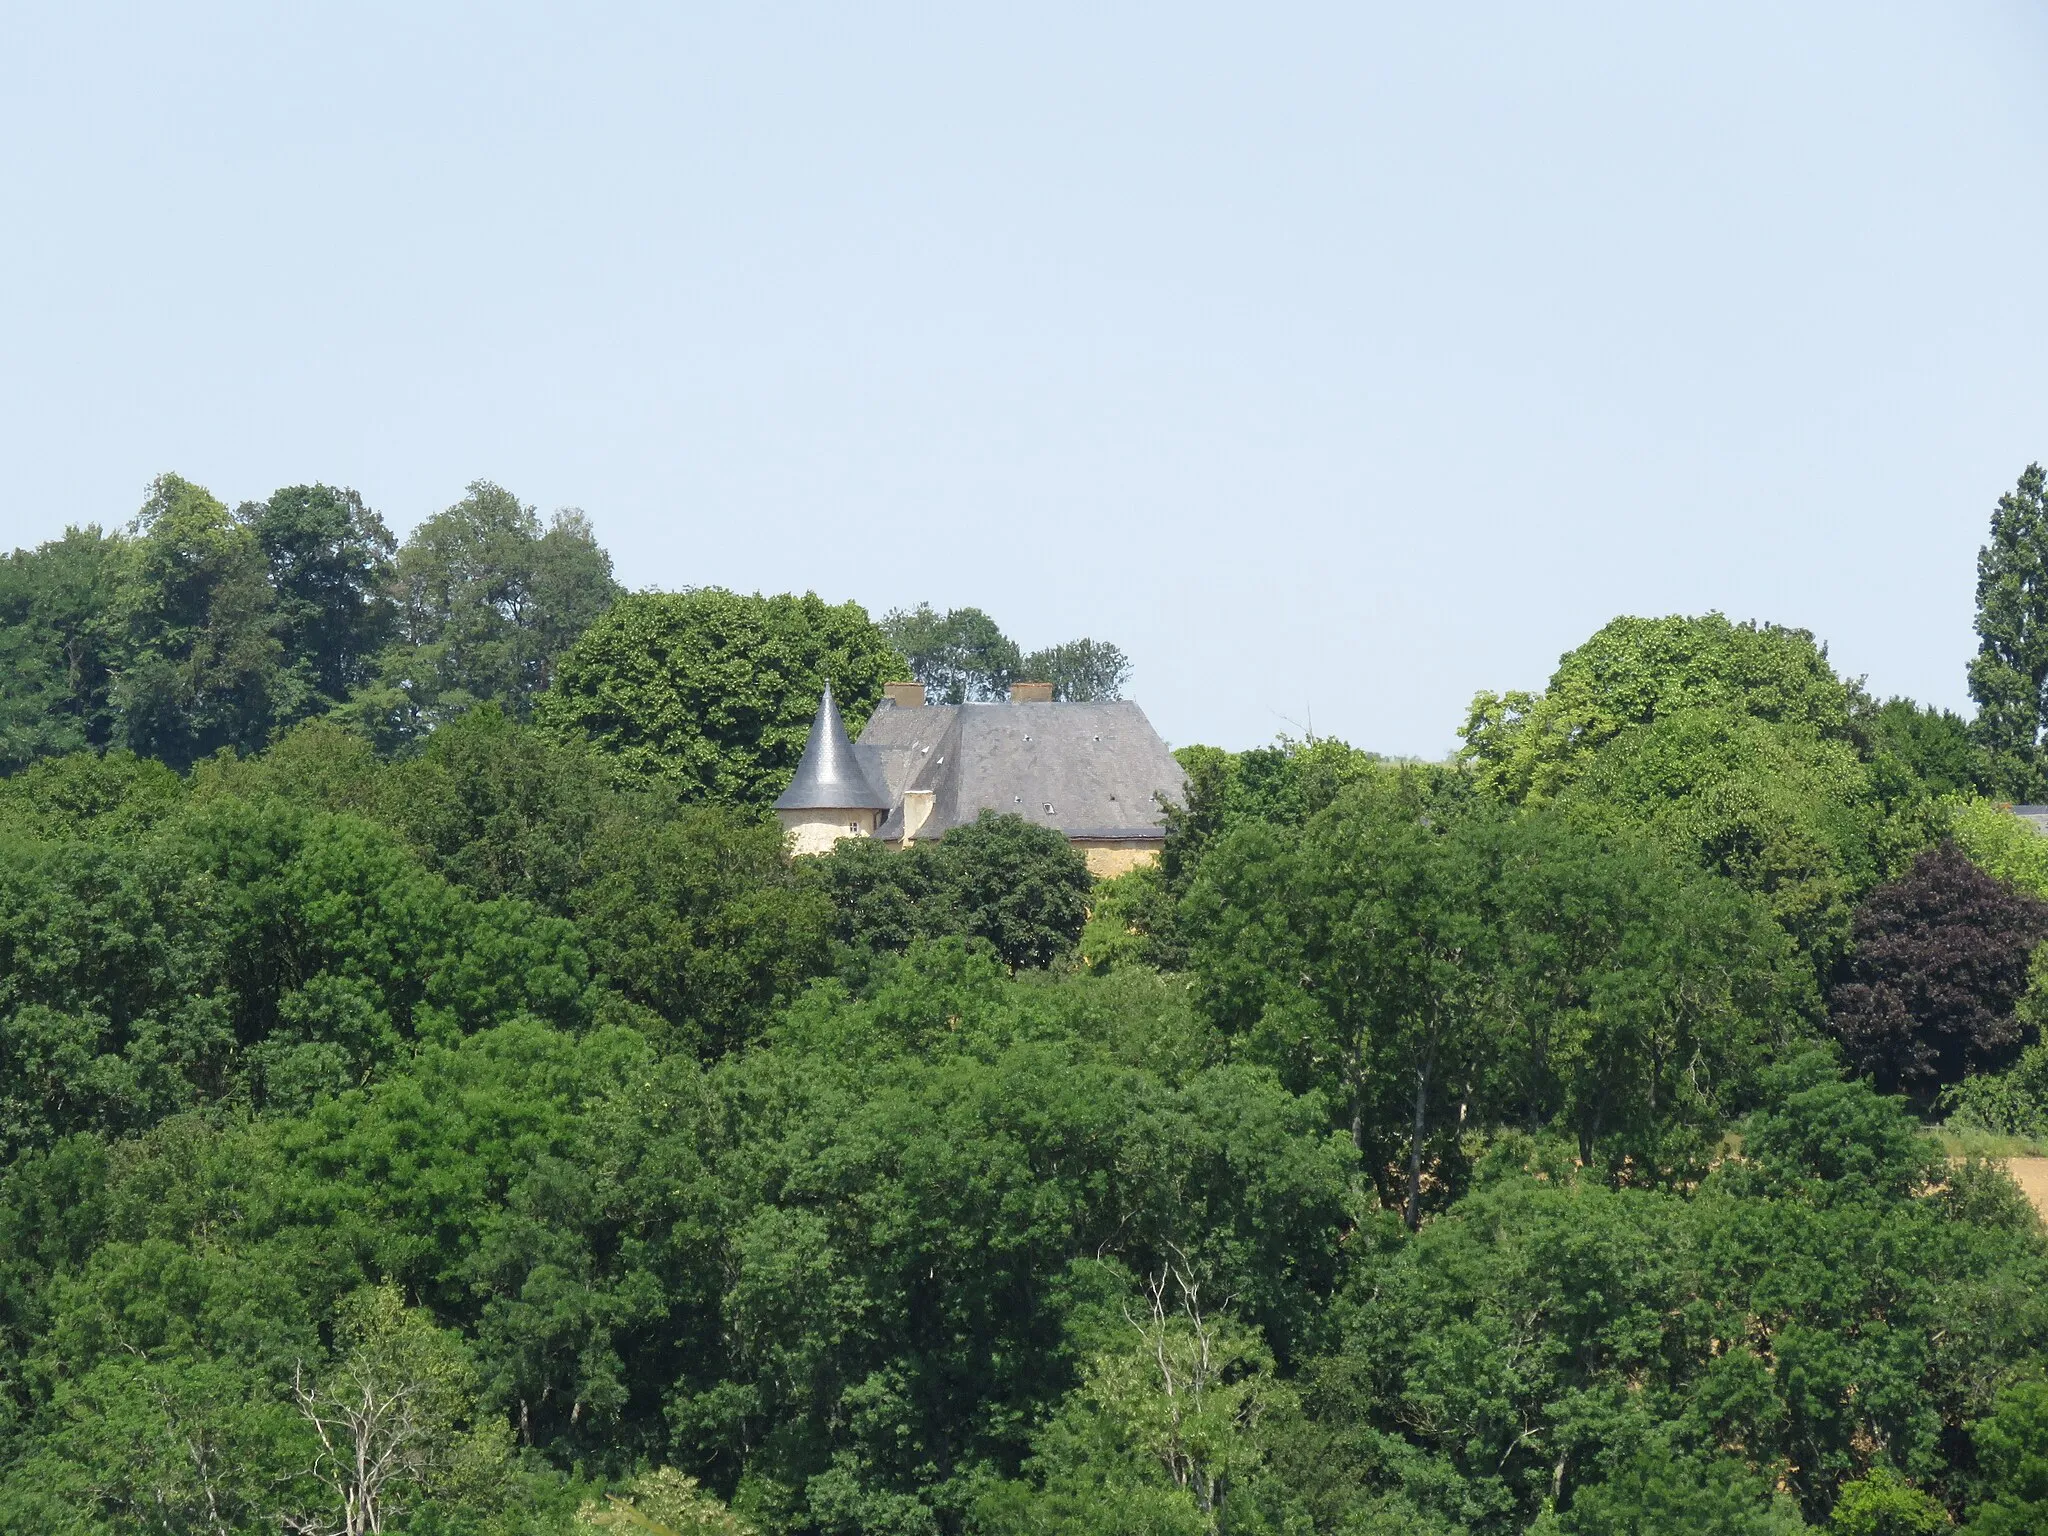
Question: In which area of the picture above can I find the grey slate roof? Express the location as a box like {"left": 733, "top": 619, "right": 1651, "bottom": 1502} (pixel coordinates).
{"left": 775, "top": 686, "right": 892, "bottom": 811}
{"left": 856, "top": 702, "right": 961, "bottom": 807}
{"left": 855, "top": 699, "right": 1188, "bottom": 842}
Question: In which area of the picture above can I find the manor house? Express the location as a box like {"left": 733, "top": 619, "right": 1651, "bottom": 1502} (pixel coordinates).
{"left": 774, "top": 682, "right": 1188, "bottom": 876}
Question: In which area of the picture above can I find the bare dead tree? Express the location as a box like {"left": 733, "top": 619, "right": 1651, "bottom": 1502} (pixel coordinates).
{"left": 1110, "top": 1251, "right": 1271, "bottom": 1533}
{"left": 278, "top": 1287, "right": 483, "bottom": 1536}
{"left": 142, "top": 1373, "right": 239, "bottom": 1536}
{"left": 281, "top": 1356, "right": 439, "bottom": 1536}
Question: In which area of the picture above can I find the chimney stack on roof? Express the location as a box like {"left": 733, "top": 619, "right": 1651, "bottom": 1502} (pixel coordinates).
{"left": 1008, "top": 681, "right": 1054, "bottom": 703}
{"left": 883, "top": 682, "right": 926, "bottom": 709}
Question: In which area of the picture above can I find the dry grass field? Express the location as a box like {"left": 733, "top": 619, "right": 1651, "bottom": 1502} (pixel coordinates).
{"left": 2006, "top": 1157, "right": 2048, "bottom": 1224}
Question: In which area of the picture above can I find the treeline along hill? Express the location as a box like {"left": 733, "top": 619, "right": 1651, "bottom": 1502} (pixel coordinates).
{"left": 9, "top": 469, "right": 2048, "bottom": 1532}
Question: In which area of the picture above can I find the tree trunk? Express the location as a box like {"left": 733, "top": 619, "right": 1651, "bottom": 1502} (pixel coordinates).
{"left": 1405, "top": 1051, "right": 1433, "bottom": 1231}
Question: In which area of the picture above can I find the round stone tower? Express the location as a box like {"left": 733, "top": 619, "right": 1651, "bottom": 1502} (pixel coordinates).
{"left": 773, "top": 684, "right": 893, "bottom": 854}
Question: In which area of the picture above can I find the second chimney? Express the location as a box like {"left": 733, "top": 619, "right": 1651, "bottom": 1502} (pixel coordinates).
{"left": 1008, "top": 681, "right": 1054, "bottom": 703}
{"left": 884, "top": 682, "right": 926, "bottom": 709}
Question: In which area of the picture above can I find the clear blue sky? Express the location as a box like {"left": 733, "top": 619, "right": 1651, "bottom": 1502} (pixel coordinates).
{"left": 3, "top": 4, "right": 2044, "bottom": 755}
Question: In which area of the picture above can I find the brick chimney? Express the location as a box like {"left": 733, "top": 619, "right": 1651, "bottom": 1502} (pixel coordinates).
{"left": 1008, "top": 681, "right": 1053, "bottom": 703}
{"left": 884, "top": 682, "right": 926, "bottom": 708}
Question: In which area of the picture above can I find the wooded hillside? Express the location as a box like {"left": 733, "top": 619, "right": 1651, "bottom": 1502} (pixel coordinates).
{"left": 7, "top": 469, "right": 2048, "bottom": 1534}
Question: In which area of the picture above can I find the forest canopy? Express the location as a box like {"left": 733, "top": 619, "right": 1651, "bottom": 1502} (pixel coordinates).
{"left": 4, "top": 466, "right": 2048, "bottom": 1534}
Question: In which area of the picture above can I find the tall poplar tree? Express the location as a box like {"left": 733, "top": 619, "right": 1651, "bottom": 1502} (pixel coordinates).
{"left": 1969, "top": 462, "right": 2048, "bottom": 798}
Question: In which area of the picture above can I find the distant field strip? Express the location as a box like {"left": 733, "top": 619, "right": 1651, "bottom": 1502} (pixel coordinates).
{"left": 2006, "top": 1158, "right": 2048, "bottom": 1222}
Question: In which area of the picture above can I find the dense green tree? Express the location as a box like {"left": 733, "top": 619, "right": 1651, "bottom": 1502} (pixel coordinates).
{"left": 815, "top": 813, "right": 1093, "bottom": 972}
{"left": 0, "top": 952, "right": 1349, "bottom": 1529}
{"left": 1183, "top": 770, "right": 1496, "bottom": 1224}
{"left": 811, "top": 835, "right": 948, "bottom": 958}
{"left": 0, "top": 1353, "right": 313, "bottom": 1535}
{"left": 1160, "top": 736, "right": 1398, "bottom": 901}
{"left": 351, "top": 482, "right": 618, "bottom": 747}
{"left": 0, "top": 826, "right": 232, "bottom": 1155}
{"left": 1861, "top": 696, "right": 1991, "bottom": 799}
{"left": 567, "top": 800, "right": 833, "bottom": 1057}
{"left": 1291, "top": 1064, "right": 2048, "bottom": 1532}
{"left": 285, "top": 1282, "right": 516, "bottom": 1535}
{"left": 1540, "top": 1443, "right": 1809, "bottom": 1536}
{"left": 1078, "top": 862, "right": 1183, "bottom": 973}
{"left": 581, "top": 1467, "right": 756, "bottom": 1533}
{"left": 169, "top": 796, "right": 596, "bottom": 1078}
{"left": 185, "top": 711, "right": 838, "bottom": 1063}
{"left": 977, "top": 1264, "right": 1295, "bottom": 1536}
{"left": 1462, "top": 612, "right": 1861, "bottom": 804}
{"left": 1018, "top": 638, "right": 1132, "bottom": 702}
{"left": 0, "top": 526, "right": 130, "bottom": 773}
{"left": 1827, "top": 1466, "right": 1951, "bottom": 1535}
{"left": 367, "top": 706, "right": 612, "bottom": 909}
{"left": 881, "top": 605, "right": 1136, "bottom": 703}
{"left": 1561, "top": 707, "right": 1887, "bottom": 973}
{"left": 241, "top": 482, "right": 398, "bottom": 708}
{"left": 538, "top": 588, "right": 903, "bottom": 804}
{"left": 1185, "top": 775, "right": 1800, "bottom": 1215}
{"left": 1966, "top": 1380, "right": 2048, "bottom": 1535}
{"left": 375, "top": 711, "right": 832, "bottom": 1057}
{"left": 0, "top": 759, "right": 603, "bottom": 1152}
{"left": 0, "top": 748, "right": 187, "bottom": 843}
{"left": 1476, "top": 804, "right": 1807, "bottom": 1174}
{"left": 114, "top": 473, "right": 294, "bottom": 768}
{"left": 881, "top": 604, "right": 1022, "bottom": 703}
{"left": 680, "top": 949, "right": 1353, "bottom": 1527}
{"left": 1952, "top": 797, "right": 2048, "bottom": 900}
{"left": 12, "top": 518, "right": 2048, "bottom": 1536}
{"left": 1969, "top": 464, "right": 2048, "bottom": 800}
{"left": 907, "top": 812, "right": 1092, "bottom": 969}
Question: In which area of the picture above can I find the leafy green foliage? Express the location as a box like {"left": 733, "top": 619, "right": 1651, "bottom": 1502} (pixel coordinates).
{"left": 0, "top": 738, "right": 623, "bottom": 1156}
{"left": 115, "top": 473, "right": 299, "bottom": 768}
{"left": 1538, "top": 1444, "right": 1809, "bottom": 1536}
{"left": 242, "top": 482, "right": 398, "bottom": 709}
{"left": 1560, "top": 707, "right": 1887, "bottom": 974}
{"left": 0, "top": 1352, "right": 312, "bottom": 1535}
{"left": 1296, "top": 1071, "right": 2044, "bottom": 1531}
{"left": 1462, "top": 613, "right": 1861, "bottom": 804}
{"left": 0, "top": 525, "right": 129, "bottom": 772}
{"left": 881, "top": 605, "right": 1022, "bottom": 703}
{"left": 980, "top": 1264, "right": 1294, "bottom": 1536}
{"left": 1862, "top": 697, "right": 1991, "bottom": 800}
{"left": 289, "top": 1282, "right": 516, "bottom": 1534}
{"left": 881, "top": 604, "right": 1133, "bottom": 703}
{"left": 539, "top": 589, "right": 903, "bottom": 804}
{"left": 1160, "top": 735, "right": 1396, "bottom": 900}
{"left": 1827, "top": 1466, "right": 1951, "bottom": 1535}
{"left": 1970, "top": 464, "right": 2048, "bottom": 800}
{"left": 1945, "top": 1041, "right": 2048, "bottom": 1139}
{"left": 1018, "top": 639, "right": 1131, "bottom": 703}
{"left": 10, "top": 502, "right": 2048, "bottom": 1536}
{"left": 1952, "top": 798, "right": 2048, "bottom": 900}
{"left": 1966, "top": 1380, "right": 2048, "bottom": 1534}
{"left": 351, "top": 482, "right": 619, "bottom": 748}
{"left": 362, "top": 709, "right": 834, "bottom": 1056}
{"left": 683, "top": 948, "right": 1352, "bottom": 1527}
{"left": 1078, "top": 862, "right": 1182, "bottom": 972}
{"left": 1185, "top": 773, "right": 1803, "bottom": 1214}
{"left": 1, "top": 474, "right": 608, "bottom": 780}
{"left": 815, "top": 813, "right": 1093, "bottom": 971}
{"left": 581, "top": 1467, "right": 756, "bottom": 1534}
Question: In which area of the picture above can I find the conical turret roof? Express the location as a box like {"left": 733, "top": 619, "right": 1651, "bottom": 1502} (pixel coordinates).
{"left": 775, "top": 685, "right": 891, "bottom": 811}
